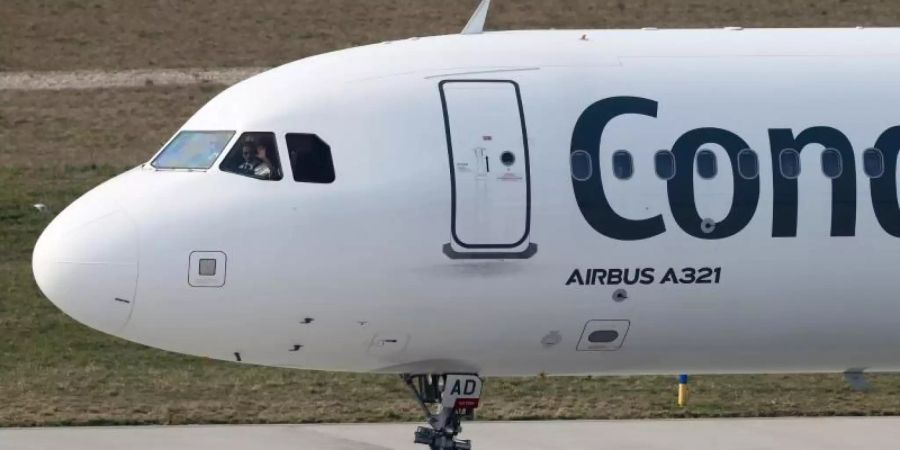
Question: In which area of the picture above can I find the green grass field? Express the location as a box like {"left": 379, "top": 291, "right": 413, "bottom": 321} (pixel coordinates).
{"left": 5, "top": 0, "right": 900, "bottom": 428}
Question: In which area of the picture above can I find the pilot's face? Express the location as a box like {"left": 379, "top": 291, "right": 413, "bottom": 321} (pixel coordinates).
{"left": 242, "top": 146, "right": 253, "bottom": 161}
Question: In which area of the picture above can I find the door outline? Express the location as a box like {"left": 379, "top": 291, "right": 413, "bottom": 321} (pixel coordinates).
{"left": 439, "top": 79, "right": 534, "bottom": 254}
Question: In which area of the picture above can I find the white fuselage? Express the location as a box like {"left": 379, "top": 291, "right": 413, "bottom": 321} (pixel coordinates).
{"left": 33, "top": 28, "right": 900, "bottom": 376}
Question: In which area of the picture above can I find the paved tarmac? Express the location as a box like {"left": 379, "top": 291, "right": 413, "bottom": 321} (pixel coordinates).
{"left": 2, "top": 417, "right": 900, "bottom": 450}
{"left": 0, "top": 68, "right": 266, "bottom": 91}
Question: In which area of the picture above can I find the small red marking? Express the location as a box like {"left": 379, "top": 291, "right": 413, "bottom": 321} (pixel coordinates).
{"left": 455, "top": 399, "right": 480, "bottom": 409}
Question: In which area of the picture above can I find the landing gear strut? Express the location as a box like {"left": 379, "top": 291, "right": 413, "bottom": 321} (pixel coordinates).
{"left": 402, "top": 373, "right": 484, "bottom": 450}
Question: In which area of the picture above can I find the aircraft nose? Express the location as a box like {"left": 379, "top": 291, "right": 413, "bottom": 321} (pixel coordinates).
{"left": 32, "top": 195, "right": 138, "bottom": 335}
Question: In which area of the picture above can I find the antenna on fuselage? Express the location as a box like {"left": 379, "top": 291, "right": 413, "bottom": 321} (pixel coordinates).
{"left": 461, "top": 0, "right": 491, "bottom": 35}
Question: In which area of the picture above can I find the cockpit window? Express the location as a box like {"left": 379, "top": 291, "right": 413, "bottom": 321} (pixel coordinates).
{"left": 219, "top": 132, "right": 283, "bottom": 181}
{"left": 286, "top": 133, "right": 335, "bottom": 183}
{"left": 151, "top": 131, "right": 234, "bottom": 170}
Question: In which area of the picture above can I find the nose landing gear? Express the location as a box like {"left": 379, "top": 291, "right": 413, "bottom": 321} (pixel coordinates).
{"left": 402, "top": 373, "right": 484, "bottom": 450}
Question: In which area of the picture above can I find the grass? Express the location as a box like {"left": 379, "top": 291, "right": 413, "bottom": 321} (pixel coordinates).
{"left": 0, "top": 86, "right": 223, "bottom": 169}
{"left": 3, "top": 0, "right": 900, "bottom": 71}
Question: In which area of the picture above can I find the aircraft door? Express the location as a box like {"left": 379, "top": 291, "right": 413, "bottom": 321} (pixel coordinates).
{"left": 439, "top": 80, "right": 537, "bottom": 259}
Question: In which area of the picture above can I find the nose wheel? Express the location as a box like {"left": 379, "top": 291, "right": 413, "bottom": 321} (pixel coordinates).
{"left": 402, "top": 374, "right": 484, "bottom": 450}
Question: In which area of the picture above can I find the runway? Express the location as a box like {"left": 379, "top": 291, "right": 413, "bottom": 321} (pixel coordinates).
{"left": 3, "top": 417, "right": 900, "bottom": 450}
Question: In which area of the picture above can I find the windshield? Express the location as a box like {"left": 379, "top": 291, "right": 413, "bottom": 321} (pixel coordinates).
{"left": 151, "top": 131, "right": 235, "bottom": 170}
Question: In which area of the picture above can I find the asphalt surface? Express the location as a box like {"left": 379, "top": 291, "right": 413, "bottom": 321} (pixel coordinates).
{"left": 0, "top": 68, "right": 265, "bottom": 91}
{"left": 3, "top": 418, "right": 900, "bottom": 450}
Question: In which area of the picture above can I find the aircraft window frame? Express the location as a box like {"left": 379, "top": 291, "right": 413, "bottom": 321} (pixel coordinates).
{"left": 612, "top": 150, "right": 634, "bottom": 180}
{"left": 285, "top": 133, "right": 336, "bottom": 184}
{"left": 863, "top": 148, "right": 884, "bottom": 179}
{"left": 570, "top": 150, "right": 593, "bottom": 181}
{"left": 821, "top": 148, "right": 843, "bottom": 179}
{"left": 654, "top": 150, "right": 676, "bottom": 180}
{"left": 696, "top": 149, "right": 717, "bottom": 179}
{"left": 219, "top": 132, "right": 284, "bottom": 181}
{"left": 737, "top": 148, "right": 759, "bottom": 180}
{"left": 779, "top": 148, "right": 801, "bottom": 179}
{"left": 151, "top": 130, "right": 235, "bottom": 171}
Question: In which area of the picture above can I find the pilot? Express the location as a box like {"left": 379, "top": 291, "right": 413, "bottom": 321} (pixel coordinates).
{"left": 237, "top": 141, "right": 258, "bottom": 175}
{"left": 252, "top": 141, "right": 275, "bottom": 180}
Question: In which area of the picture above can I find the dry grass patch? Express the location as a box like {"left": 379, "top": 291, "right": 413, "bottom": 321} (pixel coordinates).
{"left": 0, "top": 86, "right": 222, "bottom": 168}
{"left": 2, "top": 0, "right": 899, "bottom": 71}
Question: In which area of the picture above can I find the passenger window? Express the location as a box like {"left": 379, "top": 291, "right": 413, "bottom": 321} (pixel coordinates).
{"left": 612, "top": 150, "right": 633, "bottom": 180}
{"left": 779, "top": 148, "right": 801, "bottom": 179}
{"left": 821, "top": 148, "right": 842, "bottom": 179}
{"left": 863, "top": 148, "right": 884, "bottom": 178}
{"left": 737, "top": 149, "right": 759, "bottom": 179}
{"left": 654, "top": 150, "right": 675, "bottom": 180}
{"left": 697, "top": 149, "right": 717, "bottom": 179}
{"left": 286, "top": 134, "right": 335, "bottom": 183}
{"left": 570, "top": 150, "right": 592, "bottom": 181}
{"left": 219, "top": 132, "right": 283, "bottom": 181}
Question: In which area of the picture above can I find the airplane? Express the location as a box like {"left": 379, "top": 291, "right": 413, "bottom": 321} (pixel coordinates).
{"left": 30, "top": 0, "right": 900, "bottom": 448}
